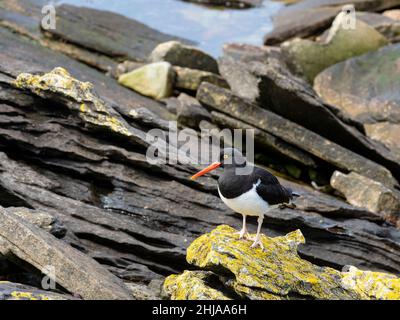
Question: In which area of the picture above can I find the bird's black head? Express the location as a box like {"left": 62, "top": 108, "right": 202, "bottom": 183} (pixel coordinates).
{"left": 219, "top": 148, "right": 247, "bottom": 168}
{"left": 190, "top": 148, "right": 248, "bottom": 180}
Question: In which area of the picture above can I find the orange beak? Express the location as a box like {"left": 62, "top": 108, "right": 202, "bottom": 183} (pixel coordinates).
{"left": 190, "top": 162, "right": 221, "bottom": 180}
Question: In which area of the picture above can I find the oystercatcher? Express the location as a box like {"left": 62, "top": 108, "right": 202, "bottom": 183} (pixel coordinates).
{"left": 191, "top": 148, "right": 299, "bottom": 250}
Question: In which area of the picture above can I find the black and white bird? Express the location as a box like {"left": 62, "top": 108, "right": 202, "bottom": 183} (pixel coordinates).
{"left": 191, "top": 148, "right": 299, "bottom": 250}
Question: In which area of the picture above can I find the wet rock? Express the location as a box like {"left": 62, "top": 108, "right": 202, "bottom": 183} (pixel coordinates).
{"left": 180, "top": 0, "right": 262, "bottom": 8}
{"left": 165, "top": 225, "right": 400, "bottom": 299}
{"left": 364, "top": 123, "right": 400, "bottom": 154}
{"left": 174, "top": 66, "right": 228, "bottom": 92}
{"left": 176, "top": 93, "right": 212, "bottom": 129}
{"left": 44, "top": 5, "right": 191, "bottom": 62}
{"left": 282, "top": 12, "right": 388, "bottom": 82}
{"left": 330, "top": 171, "right": 400, "bottom": 224}
{"left": 118, "top": 62, "right": 174, "bottom": 100}
{"left": 264, "top": 0, "right": 400, "bottom": 45}
{"left": 0, "top": 208, "right": 133, "bottom": 300}
{"left": 314, "top": 44, "right": 400, "bottom": 123}
{"left": 197, "top": 83, "right": 398, "bottom": 188}
{"left": 164, "top": 270, "right": 231, "bottom": 300}
{"left": 0, "top": 281, "right": 74, "bottom": 300}
{"left": 383, "top": 9, "right": 400, "bottom": 21}
{"left": 4, "top": 207, "right": 66, "bottom": 238}
{"left": 149, "top": 41, "right": 219, "bottom": 74}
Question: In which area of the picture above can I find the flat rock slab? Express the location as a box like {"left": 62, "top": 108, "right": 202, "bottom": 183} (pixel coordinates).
{"left": 0, "top": 208, "right": 133, "bottom": 300}
{"left": 46, "top": 5, "right": 192, "bottom": 62}
{"left": 314, "top": 43, "right": 400, "bottom": 124}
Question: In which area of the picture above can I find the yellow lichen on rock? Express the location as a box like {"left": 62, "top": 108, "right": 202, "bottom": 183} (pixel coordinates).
{"left": 161, "top": 225, "right": 400, "bottom": 300}
{"left": 186, "top": 225, "right": 360, "bottom": 300}
{"left": 342, "top": 266, "right": 400, "bottom": 300}
{"left": 164, "top": 271, "right": 231, "bottom": 300}
{"left": 0, "top": 281, "right": 68, "bottom": 300}
{"left": 13, "top": 68, "right": 133, "bottom": 138}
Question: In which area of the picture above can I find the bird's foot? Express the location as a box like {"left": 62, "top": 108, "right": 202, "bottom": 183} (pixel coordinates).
{"left": 235, "top": 229, "right": 249, "bottom": 240}
{"left": 250, "top": 237, "right": 264, "bottom": 250}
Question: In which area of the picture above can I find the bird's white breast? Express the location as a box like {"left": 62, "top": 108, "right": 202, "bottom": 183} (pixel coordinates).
{"left": 218, "top": 179, "right": 269, "bottom": 217}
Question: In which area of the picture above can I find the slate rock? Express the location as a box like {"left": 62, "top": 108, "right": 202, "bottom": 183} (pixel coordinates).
{"left": 331, "top": 171, "right": 400, "bottom": 225}
{"left": 149, "top": 41, "right": 219, "bottom": 73}
{"left": 0, "top": 208, "right": 133, "bottom": 300}
{"left": 176, "top": 93, "right": 212, "bottom": 129}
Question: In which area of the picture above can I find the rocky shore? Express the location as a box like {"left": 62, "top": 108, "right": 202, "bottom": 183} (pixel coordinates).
{"left": 0, "top": 0, "right": 400, "bottom": 300}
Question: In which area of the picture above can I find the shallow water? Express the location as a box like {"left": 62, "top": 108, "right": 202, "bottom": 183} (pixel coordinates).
{"left": 57, "top": 0, "right": 283, "bottom": 57}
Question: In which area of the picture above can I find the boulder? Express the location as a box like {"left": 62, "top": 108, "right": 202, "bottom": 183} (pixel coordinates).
{"left": 164, "top": 225, "right": 400, "bottom": 299}
{"left": 330, "top": 171, "right": 400, "bottom": 224}
{"left": 0, "top": 281, "right": 74, "bottom": 300}
{"left": 118, "top": 62, "right": 174, "bottom": 100}
{"left": 281, "top": 12, "right": 388, "bottom": 82}
{"left": 314, "top": 44, "right": 400, "bottom": 123}
{"left": 364, "top": 123, "right": 400, "bottom": 154}
{"left": 176, "top": 93, "right": 212, "bottom": 129}
{"left": 197, "top": 83, "right": 398, "bottom": 188}
{"left": 0, "top": 208, "right": 133, "bottom": 300}
{"left": 174, "top": 66, "right": 228, "bottom": 92}
{"left": 149, "top": 41, "right": 219, "bottom": 74}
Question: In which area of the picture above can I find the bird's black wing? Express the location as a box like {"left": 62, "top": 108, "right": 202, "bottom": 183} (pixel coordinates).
{"left": 253, "top": 167, "right": 292, "bottom": 205}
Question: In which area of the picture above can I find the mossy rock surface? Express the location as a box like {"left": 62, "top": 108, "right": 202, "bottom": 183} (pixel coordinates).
{"left": 165, "top": 225, "right": 400, "bottom": 300}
